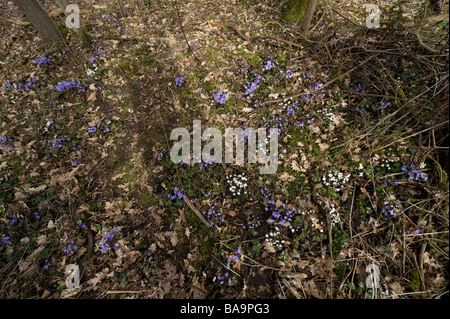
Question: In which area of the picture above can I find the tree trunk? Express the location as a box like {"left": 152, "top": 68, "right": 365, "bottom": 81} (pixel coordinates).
{"left": 300, "top": 0, "right": 318, "bottom": 37}
{"left": 13, "top": 0, "right": 62, "bottom": 43}
{"left": 55, "top": 0, "right": 92, "bottom": 47}
{"left": 283, "top": 0, "right": 308, "bottom": 23}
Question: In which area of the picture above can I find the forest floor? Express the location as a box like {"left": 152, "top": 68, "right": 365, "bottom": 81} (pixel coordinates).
{"left": 0, "top": 0, "right": 449, "bottom": 299}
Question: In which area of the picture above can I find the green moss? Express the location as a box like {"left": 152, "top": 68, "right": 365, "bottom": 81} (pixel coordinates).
{"left": 283, "top": 0, "right": 308, "bottom": 23}
{"left": 329, "top": 67, "right": 343, "bottom": 81}
{"left": 439, "top": 168, "right": 449, "bottom": 191}
{"left": 138, "top": 187, "right": 158, "bottom": 207}
{"left": 131, "top": 44, "right": 148, "bottom": 56}
{"left": 249, "top": 54, "right": 261, "bottom": 66}
{"left": 57, "top": 25, "right": 70, "bottom": 38}
{"left": 114, "top": 173, "right": 140, "bottom": 185}
{"left": 407, "top": 268, "right": 422, "bottom": 292}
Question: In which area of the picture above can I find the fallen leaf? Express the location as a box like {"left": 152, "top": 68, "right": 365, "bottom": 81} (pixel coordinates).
{"left": 390, "top": 282, "right": 404, "bottom": 297}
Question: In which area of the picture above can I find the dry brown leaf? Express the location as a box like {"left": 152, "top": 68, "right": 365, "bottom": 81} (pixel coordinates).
{"left": 390, "top": 282, "right": 404, "bottom": 298}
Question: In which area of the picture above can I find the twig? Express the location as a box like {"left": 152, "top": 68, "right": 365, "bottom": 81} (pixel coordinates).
{"left": 155, "top": 108, "right": 210, "bottom": 228}
{"left": 183, "top": 196, "right": 211, "bottom": 227}
{"left": 282, "top": 278, "right": 302, "bottom": 299}
{"left": 327, "top": 218, "right": 334, "bottom": 298}
{"left": 414, "top": 31, "right": 440, "bottom": 54}
{"left": 105, "top": 290, "right": 147, "bottom": 294}
{"left": 174, "top": 0, "right": 200, "bottom": 62}
{"left": 263, "top": 54, "right": 379, "bottom": 105}
{"left": 225, "top": 23, "right": 303, "bottom": 49}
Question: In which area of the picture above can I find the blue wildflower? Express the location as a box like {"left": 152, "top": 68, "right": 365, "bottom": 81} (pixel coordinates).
{"left": 214, "top": 91, "right": 227, "bottom": 104}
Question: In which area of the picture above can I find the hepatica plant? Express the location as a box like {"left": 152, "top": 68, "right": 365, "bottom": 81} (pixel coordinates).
{"left": 97, "top": 227, "right": 120, "bottom": 253}
{"left": 54, "top": 80, "right": 87, "bottom": 93}
{"left": 35, "top": 56, "right": 52, "bottom": 65}
{"left": 213, "top": 91, "right": 227, "bottom": 104}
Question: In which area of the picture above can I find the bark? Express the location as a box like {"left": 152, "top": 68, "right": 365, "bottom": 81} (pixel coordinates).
{"left": 300, "top": 0, "right": 318, "bottom": 37}
{"left": 283, "top": 0, "right": 308, "bottom": 22}
{"left": 13, "top": 0, "right": 62, "bottom": 43}
{"left": 55, "top": 0, "right": 92, "bottom": 47}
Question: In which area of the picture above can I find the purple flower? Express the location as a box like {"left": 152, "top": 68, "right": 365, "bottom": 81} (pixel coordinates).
{"left": 0, "top": 234, "right": 12, "bottom": 246}
{"left": 88, "top": 127, "right": 97, "bottom": 133}
{"left": 35, "top": 56, "right": 51, "bottom": 65}
{"left": 55, "top": 80, "right": 86, "bottom": 93}
{"left": 285, "top": 69, "right": 293, "bottom": 79}
{"left": 214, "top": 91, "right": 227, "bottom": 104}
{"left": 97, "top": 227, "right": 119, "bottom": 253}
{"left": 174, "top": 76, "right": 186, "bottom": 86}
{"left": 262, "top": 60, "right": 277, "bottom": 71}
{"left": 71, "top": 159, "right": 80, "bottom": 167}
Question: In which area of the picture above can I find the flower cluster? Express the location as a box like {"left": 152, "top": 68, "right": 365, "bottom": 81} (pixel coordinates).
{"left": 0, "top": 234, "right": 12, "bottom": 246}
{"left": 49, "top": 136, "right": 67, "bottom": 149}
{"left": 55, "top": 80, "right": 87, "bottom": 93}
{"left": 226, "top": 248, "right": 242, "bottom": 264}
{"left": 377, "top": 101, "right": 394, "bottom": 110}
{"left": 402, "top": 164, "right": 428, "bottom": 182}
{"left": 0, "top": 136, "right": 13, "bottom": 150}
{"left": 240, "top": 215, "right": 261, "bottom": 235}
{"left": 261, "top": 52, "right": 279, "bottom": 72}
{"left": 406, "top": 229, "right": 422, "bottom": 235}
{"left": 97, "top": 227, "right": 119, "bottom": 253}
{"left": 265, "top": 226, "right": 284, "bottom": 250}
{"left": 6, "top": 213, "right": 18, "bottom": 226}
{"left": 356, "top": 163, "right": 365, "bottom": 177}
{"left": 168, "top": 186, "right": 185, "bottom": 201}
{"left": 226, "top": 173, "right": 248, "bottom": 196}
{"left": 262, "top": 59, "right": 278, "bottom": 72}
{"left": 71, "top": 159, "right": 80, "bottom": 167}
{"left": 266, "top": 200, "right": 295, "bottom": 227}
{"left": 300, "top": 209, "right": 324, "bottom": 233}
{"left": 380, "top": 199, "right": 402, "bottom": 217}
{"left": 3, "top": 78, "right": 39, "bottom": 94}
{"left": 35, "top": 56, "right": 51, "bottom": 65}
{"left": 202, "top": 202, "right": 224, "bottom": 227}
{"left": 322, "top": 170, "right": 351, "bottom": 192}
{"left": 77, "top": 220, "right": 87, "bottom": 229}
{"left": 44, "top": 118, "right": 54, "bottom": 132}
{"left": 328, "top": 204, "right": 340, "bottom": 226}
{"left": 198, "top": 157, "right": 221, "bottom": 170}
{"left": 143, "top": 252, "right": 154, "bottom": 265}
{"left": 214, "top": 91, "right": 227, "bottom": 104}
{"left": 258, "top": 184, "right": 271, "bottom": 198}
{"left": 88, "top": 38, "right": 108, "bottom": 70}
{"left": 380, "top": 158, "right": 395, "bottom": 170}
{"left": 61, "top": 233, "right": 78, "bottom": 257}
{"left": 174, "top": 76, "right": 186, "bottom": 87}
{"left": 34, "top": 206, "right": 42, "bottom": 219}
{"left": 243, "top": 75, "right": 264, "bottom": 98}
{"left": 353, "top": 83, "right": 365, "bottom": 93}
{"left": 285, "top": 69, "right": 293, "bottom": 79}
{"left": 316, "top": 107, "right": 341, "bottom": 123}
{"left": 157, "top": 148, "right": 167, "bottom": 161}
{"left": 212, "top": 266, "right": 231, "bottom": 284}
